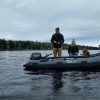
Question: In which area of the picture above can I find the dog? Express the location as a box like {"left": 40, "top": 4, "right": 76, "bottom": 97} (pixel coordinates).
{"left": 82, "top": 48, "right": 90, "bottom": 57}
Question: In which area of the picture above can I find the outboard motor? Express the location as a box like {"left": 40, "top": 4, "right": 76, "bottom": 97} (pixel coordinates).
{"left": 30, "top": 53, "right": 42, "bottom": 60}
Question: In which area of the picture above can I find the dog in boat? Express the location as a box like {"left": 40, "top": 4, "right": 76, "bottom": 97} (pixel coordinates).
{"left": 82, "top": 48, "right": 90, "bottom": 57}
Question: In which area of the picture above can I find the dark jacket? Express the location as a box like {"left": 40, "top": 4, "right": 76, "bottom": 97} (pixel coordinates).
{"left": 51, "top": 33, "right": 64, "bottom": 48}
{"left": 68, "top": 45, "right": 79, "bottom": 55}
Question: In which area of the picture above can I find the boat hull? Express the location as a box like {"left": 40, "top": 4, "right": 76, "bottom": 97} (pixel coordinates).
{"left": 23, "top": 61, "right": 100, "bottom": 71}
{"left": 23, "top": 53, "right": 100, "bottom": 71}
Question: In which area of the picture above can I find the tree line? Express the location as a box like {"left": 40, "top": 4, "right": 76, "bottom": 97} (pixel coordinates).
{"left": 0, "top": 39, "right": 99, "bottom": 51}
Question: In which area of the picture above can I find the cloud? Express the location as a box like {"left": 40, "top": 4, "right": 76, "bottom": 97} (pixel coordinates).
{"left": 0, "top": 0, "right": 100, "bottom": 46}
{"left": 0, "top": 32, "right": 16, "bottom": 40}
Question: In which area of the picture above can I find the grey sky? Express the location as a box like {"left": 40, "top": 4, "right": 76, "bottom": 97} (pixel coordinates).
{"left": 0, "top": 0, "right": 100, "bottom": 46}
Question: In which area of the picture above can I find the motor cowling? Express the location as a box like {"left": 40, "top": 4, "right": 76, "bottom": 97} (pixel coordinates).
{"left": 30, "top": 53, "right": 42, "bottom": 60}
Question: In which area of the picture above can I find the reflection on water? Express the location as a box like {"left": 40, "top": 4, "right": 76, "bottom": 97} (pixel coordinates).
{"left": 52, "top": 71, "right": 63, "bottom": 95}
{"left": 0, "top": 50, "right": 100, "bottom": 100}
{"left": 24, "top": 70, "right": 100, "bottom": 100}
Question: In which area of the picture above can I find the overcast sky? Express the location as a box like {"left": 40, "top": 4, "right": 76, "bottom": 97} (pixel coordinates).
{"left": 0, "top": 0, "right": 100, "bottom": 46}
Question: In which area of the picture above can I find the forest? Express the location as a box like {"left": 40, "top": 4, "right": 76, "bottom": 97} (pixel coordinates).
{"left": 0, "top": 39, "right": 99, "bottom": 51}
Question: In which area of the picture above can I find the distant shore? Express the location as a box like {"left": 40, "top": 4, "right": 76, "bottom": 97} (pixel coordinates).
{"left": 0, "top": 39, "right": 99, "bottom": 51}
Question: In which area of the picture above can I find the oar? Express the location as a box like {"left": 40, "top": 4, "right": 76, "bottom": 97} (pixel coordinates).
{"left": 46, "top": 56, "right": 85, "bottom": 59}
{"left": 47, "top": 57, "right": 75, "bottom": 60}
{"left": 43, "top": 53, "right": 52, "bottom": 58}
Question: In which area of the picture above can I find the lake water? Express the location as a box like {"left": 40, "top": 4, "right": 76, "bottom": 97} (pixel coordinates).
{"left": 0, "top": 50, "right": 100, "bottom": 100}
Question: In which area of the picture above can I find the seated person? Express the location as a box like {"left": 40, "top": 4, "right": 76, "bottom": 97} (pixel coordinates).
{"left": 82, "top": 48, "right": 90, "bottom": 57}
{"left": 68, "top": 39, "right": 79, "bottom": 57}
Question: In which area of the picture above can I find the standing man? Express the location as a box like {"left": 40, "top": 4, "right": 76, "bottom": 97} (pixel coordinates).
{"left": 51, "top": 27, "right": 64, "bottom": 57}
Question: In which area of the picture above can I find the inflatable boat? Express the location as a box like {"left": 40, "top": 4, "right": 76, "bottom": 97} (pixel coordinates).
{"left": 23, "top": 53, "right": 100, "bottom": 70}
